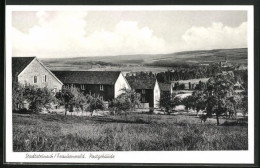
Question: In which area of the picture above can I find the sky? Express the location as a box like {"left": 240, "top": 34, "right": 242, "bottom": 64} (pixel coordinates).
{"left": 12, "top": 10, "right": 247, "bottom": 58}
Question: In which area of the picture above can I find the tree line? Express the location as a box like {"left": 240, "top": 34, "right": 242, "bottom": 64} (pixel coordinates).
{"left": 12, "top": 81, "right": 141, "bottom": 116}
{"left": 12, "top": 68, "right": 247, "bottom": 124}
{"left": 126, "top": 65, "right": 247, "bottom": 87}
{"left": 125, "top": 64, "right": 223, "bottom": 84}
{"left": 159, "top": 72, "right": 247, "bottom": 125}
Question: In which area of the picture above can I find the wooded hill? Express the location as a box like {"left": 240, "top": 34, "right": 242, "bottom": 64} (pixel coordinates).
{"left": 41, "top": 48, "right": 247, "bottom": 68}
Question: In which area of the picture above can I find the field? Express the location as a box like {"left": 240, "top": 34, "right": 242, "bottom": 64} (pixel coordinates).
{"left": 13, "top": 112, "right": 248, "bottom": 151}
{"left": 41, "top": 48, "right": 247, "bottom": 72}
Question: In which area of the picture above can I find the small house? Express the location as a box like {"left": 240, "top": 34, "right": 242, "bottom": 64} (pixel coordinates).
{"left": 126, "top": 77, "right": 160, "bottom": 108}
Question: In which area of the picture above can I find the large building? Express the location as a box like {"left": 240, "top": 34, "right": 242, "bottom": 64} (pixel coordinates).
{"left": 12, "top": 57, "right": 63, "bottom": 91}
{"left": 126, "top": 77, "right": 160, "bottom": 108}
{"left": 52, "top": 71, "right": 131, "bottom": 101}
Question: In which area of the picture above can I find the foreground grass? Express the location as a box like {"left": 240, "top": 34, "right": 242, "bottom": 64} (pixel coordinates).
{"left": 13, "top": 113, "right": 248, "bottom": 151}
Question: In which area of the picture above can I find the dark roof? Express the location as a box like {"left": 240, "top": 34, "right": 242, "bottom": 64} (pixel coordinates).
{"left": 126, "top": 77, "right": 156, "bottom": 89}
{"left": 159, "top": 83, "right": 171, "bottom": 92}
{"left": 12, "top": 57, "right": 35, "bottom": 77}
{"left": 52, "top": 71, "right": 121, "bottom": 85}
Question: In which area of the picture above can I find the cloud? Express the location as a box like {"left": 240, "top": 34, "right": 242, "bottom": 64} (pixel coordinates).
{"left": 12, "top": 11, "right": 168, "bottom": 57}
{"left": 83, "top": 21, "right": 167, "bottom": 55}
{"left": 182, "top": 22, "right": 247, "bottom": 50}
{"left": 12, "top": 11, "right": 247, "bottom": 57}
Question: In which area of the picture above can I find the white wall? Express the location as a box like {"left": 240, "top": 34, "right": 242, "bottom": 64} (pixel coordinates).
{"left": 114, "top": 73, "right": 131, "bottom": 98}
{"left": 18, "top": 58, "right": 63, "bottom": 91}
{"left": 153, "top": 80, "right": 160, "bottom": 108}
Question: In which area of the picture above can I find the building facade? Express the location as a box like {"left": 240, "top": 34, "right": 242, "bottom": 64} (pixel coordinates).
{"left": 12, "top": 57, "right": 63, "bottom": 91}
{"left": 126, "top": 77, "right": 160, "bottom": 108}
{"left": 52, "top": 71, "right": 131, "bottom": 101}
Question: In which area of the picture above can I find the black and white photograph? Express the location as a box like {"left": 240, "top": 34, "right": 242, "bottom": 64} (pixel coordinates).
{"left": 4, "top": 5, "right": 256, "bottom": 164}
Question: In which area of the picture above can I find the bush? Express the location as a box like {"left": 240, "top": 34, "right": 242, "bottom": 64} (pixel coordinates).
{"left": 159, "top": 92, "right": 181, "bottom": 114}
{"left": 109, "top": 89, "right": 141, "bottom": 115}
{"left": 56, "top": 86, "right": 90, "bottom": 115}
{"left": 88, "top": 96, "right": 106, "bottom": 116}
{"left": 12, "top": 82, "right": 56, "bottom": 113}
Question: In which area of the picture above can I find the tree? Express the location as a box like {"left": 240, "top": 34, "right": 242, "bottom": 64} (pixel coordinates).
{"left": 204, "top": 73, "right": 235, "bottom": 125}
{"left": 69, "top": 87, "right": 89, "bottom": 113}
{"left": 182, "top": 95, "right": 195, "bottom": 111}
{"left": 226, "top": 95, "right": 242, "bottom": 118}
{"left": 159, "top": 92, "right": 172, "bottom": 113}
{"left": 241, "top": 91, "right": 248, "bottom": 116}
{"left": 12, "top": 82, "right": 56, "bottom": 113}
{"left": 179, "top": 83, "right": 185, "bottom": 90}
{"left": 12, "top": 81, "right": 25, "bottom": 111}
{"left": 26, "top": 87, "right": 57, "bottom": 113}
{"left": 55, "top": 86, "right": 88, "bottom": 116}
{"left": 193, "top": 91, "right": 207, "bottom": 116}
{"left": 88, "top": 95, "right": 106, "bottom": 116}
{"left": 241, "top": 71, "right": 248, "bottom": 115}
{"left": 195, "top": 81, "right": 205, "bottom": 90}
{"left": 159, "top": 92, "right": 181, "bottom": 114}
{"left": 109, "top": 89, "right": 141, "bottom": 115}
{"left": 182, "top": 91, "right": 207, "bottom": 116}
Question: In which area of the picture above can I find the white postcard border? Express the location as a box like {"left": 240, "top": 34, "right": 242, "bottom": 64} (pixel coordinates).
{"left": 5, "top": 5, "right": 255, "bottom": 164}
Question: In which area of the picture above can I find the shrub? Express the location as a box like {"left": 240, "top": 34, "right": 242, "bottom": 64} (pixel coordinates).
{"left": 88, "top": 95, "right": 106, "bottom": 116}
{"left": 109, "top": 89, "right": 141, "bottom": 115}
{"left": 12, "top": 82, "right": 56, "bottom": 113}
{"left": 55, "top": 86, "right": 90, "bottom": 115}
{"left": 159, "top": 92, "right": 181, "bottom": 114}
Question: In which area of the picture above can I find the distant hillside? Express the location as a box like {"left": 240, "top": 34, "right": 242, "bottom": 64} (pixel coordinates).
{"left": 146, "top": 48, "right": 247, "bottom": 67}
{"left": 41, "top": 48, "right": 247, "bottom": 71}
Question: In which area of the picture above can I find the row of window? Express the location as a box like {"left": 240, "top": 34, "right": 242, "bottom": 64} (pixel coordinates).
{"left": 33, "top": 75, "right": 47, "bottom": 83}
{"left": 80, "top": 84, "right": 104, "bottom": 91}
{"left": 141, "top": 89, "right": 158, "bottom": 94}
{"left": 63, "top": 85, "right": 104, "bottom": 100}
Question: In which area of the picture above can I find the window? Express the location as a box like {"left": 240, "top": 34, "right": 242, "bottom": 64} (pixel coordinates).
{"left": 100, "top": 85, "right": 104, "bottom": 91}
{"left": 142, "top": 97, "right": 146, "bottom": 102}
{"left": 42, "top": 75, "right": 47, "bottom": 82}
{"left": 81, "top": 84, "right": 85, "bottom": 90}
{"left": 142, "top": 89, "right": 145, "bottom": 94}
{"left": 100, "top": 96, "right": 103, "bottom": 101}
{"left": 33, "top": 76, "right": 37, "bottom": 83}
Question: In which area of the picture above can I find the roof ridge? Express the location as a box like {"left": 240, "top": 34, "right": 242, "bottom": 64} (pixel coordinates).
{"left": 52, "top": 71, "right": 122, "bottom": 85}
{"left": 12, "top": 56, "right": 36, "bottom": 58}
{"left": 12, "top": 57, "right": 36, "bottom": 76}
{"left": 52, "top": 70, "right": 121, "bottom": 72}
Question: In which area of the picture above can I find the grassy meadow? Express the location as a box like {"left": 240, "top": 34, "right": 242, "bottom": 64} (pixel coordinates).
{"left": 13, "top": 112, "right": 248, "bottom": 151}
